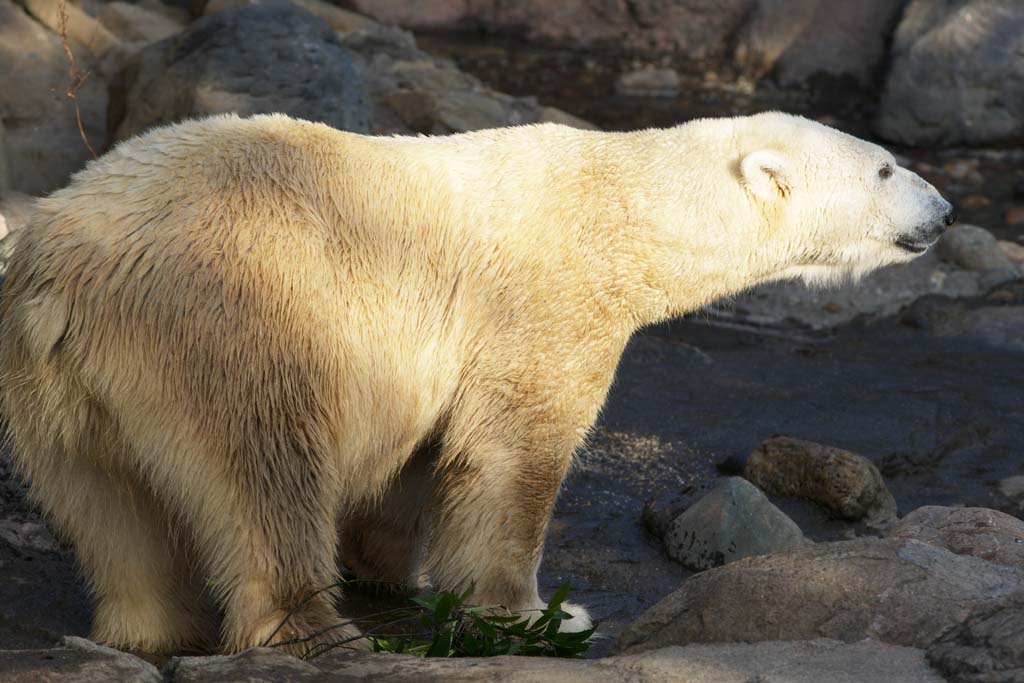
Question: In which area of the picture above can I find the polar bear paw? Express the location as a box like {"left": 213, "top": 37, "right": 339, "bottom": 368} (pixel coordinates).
{"left": 555, "top": 601, "right": 593, "bottom": 633}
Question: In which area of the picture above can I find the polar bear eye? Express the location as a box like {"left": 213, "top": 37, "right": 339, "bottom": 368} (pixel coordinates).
{"left": 878, "top": 163, "right": 893, "bottom": 180}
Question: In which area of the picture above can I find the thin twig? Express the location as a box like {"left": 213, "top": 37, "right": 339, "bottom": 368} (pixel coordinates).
{"left": 269, "top": 606, "right": 424, "bottom": 648}
{"left": 56, "top": 0, "right": 97, "bottom": 160}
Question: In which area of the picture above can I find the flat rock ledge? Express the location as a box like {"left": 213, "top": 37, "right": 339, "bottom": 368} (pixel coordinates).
{"left": 0, "top": 636, "right": 946, "bottom": 682}
{"left": 617, "top": 538, "right": 1024, "bottom": 654}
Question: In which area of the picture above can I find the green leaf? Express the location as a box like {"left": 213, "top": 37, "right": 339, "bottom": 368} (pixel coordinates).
{"left": 549, "top": 581, "right": 571, "bottom": 608}
{"left": 432, "top": 592, "right": 459, "bottom": 625}
{"left": 426, "top": 625, "right": 455, "bottom": 658}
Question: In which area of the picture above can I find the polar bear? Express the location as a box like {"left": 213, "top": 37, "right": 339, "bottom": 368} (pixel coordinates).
{"left": 0, "top": 112, "right": 953, "bottom": 655}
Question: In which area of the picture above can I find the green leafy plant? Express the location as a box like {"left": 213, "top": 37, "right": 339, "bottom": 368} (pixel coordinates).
{"left": 368, "top": 581, "right": 596, "bottom": 658}
{"left": 289, "top": 580, "right": 597, "bottom": 659}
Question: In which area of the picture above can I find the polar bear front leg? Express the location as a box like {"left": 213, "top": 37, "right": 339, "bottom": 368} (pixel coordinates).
{"left": 421, "top": 434, "right": 592, "bottom": 633}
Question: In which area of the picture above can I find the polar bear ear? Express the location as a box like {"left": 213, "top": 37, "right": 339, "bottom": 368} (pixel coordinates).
{"left": 740, "top": 149, "right": 793, "bottom": 201}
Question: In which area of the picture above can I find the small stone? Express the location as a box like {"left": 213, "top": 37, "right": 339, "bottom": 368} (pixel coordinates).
{"left": 988, "top": 289, "right": 1017, "bottom": 304}
{"left": 961, "top": 194, "right": 991, "bottom": 209}
{"left": 615, "top": 67, "right": 680, "bottom": 97}
{"left": 998, "top": 240, "right": 1024, "bottom": 263}
{"left": 742, "top": 436, "right": 897, "bottom": 526}
{"left": 887, "top": 506, "right": 1024, "bottom": 568}
{"left": 938, "top": 224, "right": 1017, "bottom": 273}
{"left": 1006, "top": 206, "right": 1024, "bottom": 226}
{"left": 942, "top": 159, "right": 983, "bottom": 185}
{"left": 662, "top": 477, "right": 807, "bottom": 571}
{"left": 822, "top": 302, "right": 843, "bottom": 313}
{"left": 0, "top": 519, "right": 58, "bottom": 553}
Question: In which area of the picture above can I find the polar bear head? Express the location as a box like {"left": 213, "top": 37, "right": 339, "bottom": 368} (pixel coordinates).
{"left": 735, "top": 112, "right": 955, "bottom": 285}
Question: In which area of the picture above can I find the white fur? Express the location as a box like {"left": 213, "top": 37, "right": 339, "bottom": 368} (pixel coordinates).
{"left": 0, "top": 111, "right": 948, "bottom": 655}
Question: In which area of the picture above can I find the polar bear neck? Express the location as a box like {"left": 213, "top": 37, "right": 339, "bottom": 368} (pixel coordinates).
{"left": 409, "top": 120, "right": 791, "bottom": 332}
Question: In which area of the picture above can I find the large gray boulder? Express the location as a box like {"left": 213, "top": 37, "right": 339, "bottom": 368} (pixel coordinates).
{"left": 733, "top": 0, "right": 904, "bottom": 86}
{"left": 876, "top": 0, "right": 1024, "bottom": 147}
{"left": 618, "top": 538, "right": 1024, "bottom": 654}
{"left": 108, "top": 3, "right": 372, "bottom": 141}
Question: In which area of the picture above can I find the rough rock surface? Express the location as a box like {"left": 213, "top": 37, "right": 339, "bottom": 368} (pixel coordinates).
{"left": 349, "top": 0, "right": 904, "bottom": 87}
{"left": 346, "top": 0, "right": 756, "bottom": 59}
{"left": 724, "top": 236, "right": 1014, "bottom": 329}
{"left": 0, "top": 636, "right": 162, "bottom": 682}
{"left": 733, "top": 0, "right": 904, "bottom": 86}
{"left": 876, "top": 0, "right": 1024, "bottom": 146}
{"left": 108, "top": 4, "right": 372, "bottom": 141}
{"left": 0, "top": 0, "right": 108, "bottom": 195}
{"left": 98, "top": 0, "right": 185, "bottom": 43}
{"left": 161, "top": 639, "right": 944, "bottom": 683}
{"left": 617, "top": 538, "right": 1024, "bottom": 653}
{"left": 662, "top": 476, "right": 806, "bottom": 570}
{"left": 939, "top": 224, "right": 1021, "bottom": 275}
{"left": 927, "top": 597, "right": 1024, "bottom": 683}
{"left": 737, "top": 436, "right": 897, "bottom": 526}
{"left": 339, "top": 24, "right": 591, "bottom": 136}
{"left": 887, "top": 506, "right": 1024, "bottom": 567}
{"left": 16, "top": 0, "right": 120, "bottom": 58}
{"left": 902, "top": 283, "right": 1024, "bottom": 353}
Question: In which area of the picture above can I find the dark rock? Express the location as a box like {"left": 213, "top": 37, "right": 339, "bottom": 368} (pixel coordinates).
{"left": 876, "top": 0, "right": 1024, "bottom": 146}
{"left": 1006, "top": 206, "right": 1024, "bottom": 227}
{"left": 908, "top": 301, "right": 1024, "bottom": 353}
{"left": 662, "top": 477, "right": 806, "bottom": 571}
{"left": 617, "top": 538, "right": 1024, "bottom": 654}
{"left": 733, "top": 0, "right": 904, "bottom": 86}
{"left": 345, "top": 0, "right": 756, "bottom": 59}
{"left": 742, "top": 436, "right": 897, "bottom": 527}
{"left": 927, "top": 597, "right": 1024, "bottom": 683}
{"left": 888, "top": 506, "right": 1024, "bottom": 568}
{"left": 108, "top": 3, "right": 372, "bottom": 141}
{"left": 0, "top": 636, "right": 161, "bottom": 682}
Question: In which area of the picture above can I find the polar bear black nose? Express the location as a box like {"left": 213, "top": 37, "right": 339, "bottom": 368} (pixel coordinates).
{"left": 944, "top": 208, "right": 957, "bottom": 226}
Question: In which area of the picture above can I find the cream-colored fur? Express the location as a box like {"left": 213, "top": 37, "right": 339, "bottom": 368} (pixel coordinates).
{"left": 0, "top": 112, "right": 950, "bottom": 655}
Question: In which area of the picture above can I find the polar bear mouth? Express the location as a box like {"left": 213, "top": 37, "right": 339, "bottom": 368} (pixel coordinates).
{"left": 893, "top": 237, "right": 929, "bottom": 254}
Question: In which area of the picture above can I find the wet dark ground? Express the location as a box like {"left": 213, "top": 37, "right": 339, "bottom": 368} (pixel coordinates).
{"left": 545, "top": 284, "right": 1024, "bottom": 655}
{"left": 2, "top": 285, "right": 1020, "bottom": 658}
